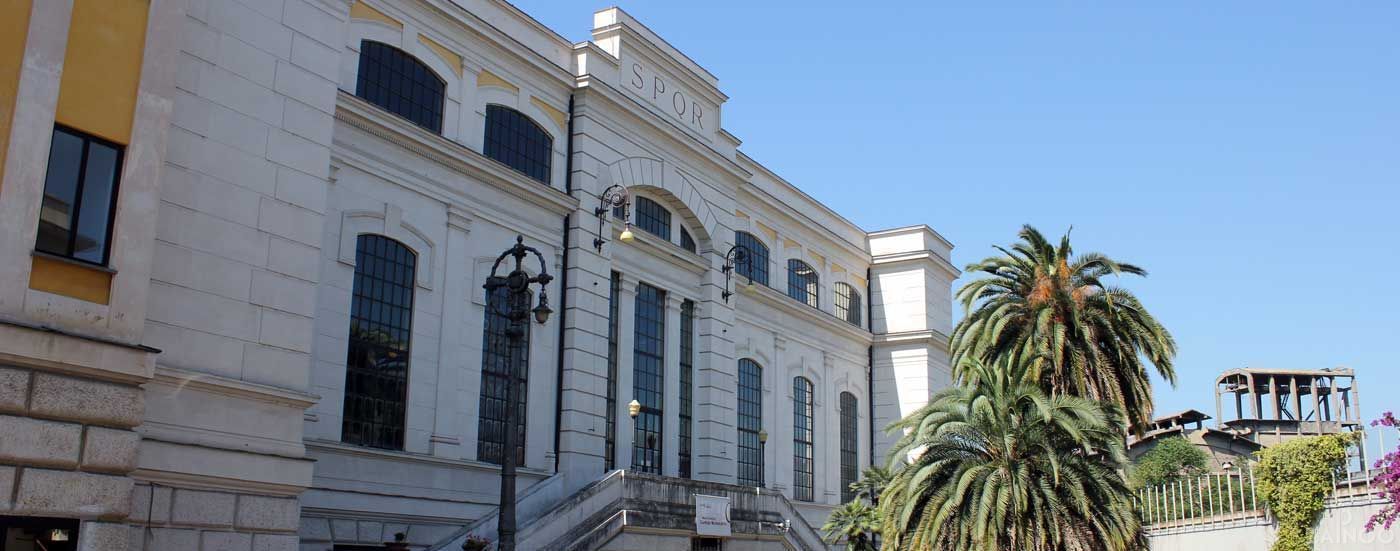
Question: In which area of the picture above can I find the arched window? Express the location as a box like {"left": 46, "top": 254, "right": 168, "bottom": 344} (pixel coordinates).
{"left": 793, "top": 376, "right": 815, "bottom": 501}
{"left": 834, "top": 282, "right": 862, "bottom": 326}
{"left": 632, "top": 283, "right": 666, "bottom": 474}
{"left": 787, "top": 259, "right": 819, "bottom": 308}
{"left": 634, "top": 196, "right": 671, "bottom": 240}
{"left": 737, "top": 359, "right": 764, "bottom": 487}
{"left": 342, "top": 235, "right": 416, "bottom": 450}
{"left": 734, "top": 231, "right": 769, "bottom": 287}
{"left": 840, "top": 391, "right": 859, "bottom": 502}
{"left": 477, "top": 285, "right": 530, "bottom": 465}
{"left": 680, "top": 227, "right": 696, "bottom": 253}
{"left": 355, "top": 41, "right": 446, "bottom": 133}
{"left": 484, "top": 104, "right": 552, "bottom": 184}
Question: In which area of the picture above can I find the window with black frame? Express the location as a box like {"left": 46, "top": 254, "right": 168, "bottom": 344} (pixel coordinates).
{"left": 734, "top": 231, "right": 769, "bottom": 286}
{"left": 787, "top": 259, "right": 819, "bottom": 308}
{"left": 793, "top": 376, "right": 815, "bottom": 501}
{"left": 834, "top": 282, "right": 862, "bottom": 326}
{"left": 633, "top": 196, "right": 671, "bottom": 241}
{"left": 680, "top": 227, "right": 696, "bottom": 253}
{"left": 477, "top": 285, "right": 530, "bottom": 465}
{"left": 840, "top": 391, "right": 859, "bottom": 503}
{"left": 342, "top": 235, "right": 416, "bottom": 450}
{"left": 737, "top": 358, "right": 764, "bottom": 487}
{"left": 678, "top": 299, "right": 695, "bottom": 478}
{"left": 484, "top": 104, "right": 552, "bottom": 184}
{"left": 632, "top": 283, "right": 665, "bottom": 474}
{"left": 355, "top": 41, "right": 445, "bottom": 133}
{"left": 604, "top": 271, "right": 620, "bottom": 471}
{"left": 35, "top": 126, "right": 123, "bottom": 265}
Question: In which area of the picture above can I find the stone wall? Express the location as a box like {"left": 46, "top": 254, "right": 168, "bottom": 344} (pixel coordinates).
{"left": 1147, "top": 500, "right": 1398, "bottom": 551}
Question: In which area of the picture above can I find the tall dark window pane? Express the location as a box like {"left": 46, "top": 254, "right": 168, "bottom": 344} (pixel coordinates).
{"left": 477, "top": 286, "right": 530, "bottom": 465}
{"left": 604, "top": 271, "right": 620, "bottom": 471}
{"left": 36, "top": 126, "right": 123, "bottom": 265}
{"left": 737, "top": 359, "right": 764, "bottom": 487}
{"left": 680, "top": 227, "right": 696, "bottom": 253}
{"left": 834, "top": 283, "right": 862, "bottom": 326}
{"left": 355, "top": 41, "right": 445, "bottom": 132}
{"left": 632, "top": 283, "right": 665, "bottom": 474}
{"left": 342, "top": 235, "right": 416, "bottom": 450}
{"left": 634, "top": 197, "right": 671, "bottom": 241}
{"left": 840, "top": 392, "right": 859, "bottom": 503}
{"left": 787, "top": 259, "right": 819, "bottom": 308}
{"left": 734, "top": 232, "right": 769, "bottom": 287}
{"left": 793, "top": 377, "right": 815, "bottom": 501}
{"left": 484, "top": 104, "right": 552, "bottom": 184}
{"left": 679, "top": 300, "right": 695, "bottom": 478}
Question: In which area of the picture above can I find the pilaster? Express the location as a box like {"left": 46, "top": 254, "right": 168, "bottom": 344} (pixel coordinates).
{"left": 430, "top": 207, "right": 472, "bottom": 456}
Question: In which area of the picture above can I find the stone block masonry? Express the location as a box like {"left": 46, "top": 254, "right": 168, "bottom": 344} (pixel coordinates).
{"left": 127, "top": 484, "right": 302, "bottom": 551}
{"left": 0, "top": 365, "right": 142, "bottom": 520}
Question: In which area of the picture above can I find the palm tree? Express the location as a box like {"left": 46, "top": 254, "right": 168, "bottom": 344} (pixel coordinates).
{"left": 822, "top": 501, "right": 881, "bottom": 551}
{"left": 850, "top": 466, "right": 894, "bottom": 504}
{"left": 879, "top": 356, "right": 1145, "bottom": 551}
{"left": 950, "top": 225, "right": 1176, "bottom": 430}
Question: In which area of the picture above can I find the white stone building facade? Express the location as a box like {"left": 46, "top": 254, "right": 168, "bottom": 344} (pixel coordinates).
{"left": 0, "top": 1, "right": 955, "bottom": 549}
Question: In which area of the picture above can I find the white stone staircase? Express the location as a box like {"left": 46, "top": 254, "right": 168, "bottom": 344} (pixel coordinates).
{"left": 428, "top": 471, "right": 830, "bottom": 550}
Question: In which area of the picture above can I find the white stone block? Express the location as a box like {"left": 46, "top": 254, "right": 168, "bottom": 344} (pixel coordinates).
{"left": 274, "top": 60, "right": 336, "bottom": 117}
{"left": 147, "top": 528, "right": 200, "bottom": 550}
{"left": 202, "top": 531, "right": 254, "bottom": 551}
{"left": 275, "top": 166, "right": 327, "bottom": 214}
{"left": 172, "top": 489, "right": 237, "bottom": 527}
{"left": 259, "top": 196, "right": 323, "bottom": 247}
{"left": 235, "top": 494, "right": 300, "bottom": 531}
{"left": 144, "top": 322, "right": 247, "bottom": 379}
{"left": 77, "top": 522, "right": 129, "bottom": 551}
{"left": 201, "top": 63, "right": 284, "bottom": 127}
{"left": 283, "top": 0, "right": 345, "bottom": 49}
{"left": 290, "top": 32, "right": 341, "bottom": 82}
{"left": 253, "top": 534, "right": 299, "bottom": 551}
{"left": 258, "top": 308, "right": 314, "bottom": 353}
{"left": 147, "top": 281, "right": 262, "bottom": 343}
{"left": 158, "top": 202, "right": 270, "bottom": 266}
{"left": 267, "top": 126, "right": 331, "bottom": 177}
{"left": 29, "top": 375, "right": 143, "bottom": 428}
{"left": 243, "top": 343, "right": 310, "bottom": 390}
{"left": 81, "top": 427, "right": 141, "bottom": 473}
{"left": 130, "top": 484, "right": 173, "bottom": 523}
{"left": 208, "top": 99, "right": 275, "bottom": 157}
{"left": 209, "top": 0, "right": 293, "bottom": 58}
{"left": 219, "top": 33, "right": 278, "bottom": 88}
{"left": 0, "top": 367, "right": 28, "bottom": 414}
{"left": 267, "top": 236, "right": 322, "bottom": 282}
{"left": 152, "top": 240, "right": 256, "bottom": 301}
{"left": 0, "top": 466, "right": 13, "bottom": 511}
{"left": 252, "top": 269, "right": 317, "bottom": 316}
{"left": 13, "top": 469, "right": 132, "bottom": 518}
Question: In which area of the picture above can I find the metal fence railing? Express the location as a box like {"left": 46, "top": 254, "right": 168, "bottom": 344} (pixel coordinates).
{"left": 1136, "top": 425, "right": 1399, "bottom": 532}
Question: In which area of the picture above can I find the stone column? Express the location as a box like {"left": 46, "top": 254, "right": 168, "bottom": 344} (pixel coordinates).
{"left": 769, "top": 335, "right": 787, "bottom": 492}
{"left": 662, "top": 293, "right": 683, "bottom": 477}
{"left": 821, "top": 353, "right": 838, "bottom": 504}
{"left": 430, "top": 207, "right": 471, "bottom": 457}
{"left": 614, "top": 274, "right": 639, "bottom": 469}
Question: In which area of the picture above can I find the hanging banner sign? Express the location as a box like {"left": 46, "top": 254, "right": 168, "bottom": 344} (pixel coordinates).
{"left": 695, "top": 494, "right": 732, "bottom": 537}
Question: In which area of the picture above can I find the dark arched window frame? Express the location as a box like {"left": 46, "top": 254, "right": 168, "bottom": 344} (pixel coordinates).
{"left": 839, "top": 391, "right": 859, "bottom": 502}
{"left": 484, "top": 104, "right": 553, "bottom": 185}
{"left": 477, "top": 285, "right": 531, "bottom": 465}
{"left": 834, "top": 282, "right": 862, "bottom": 326}
{"left": 734, "top": 231, "right": 769, "bottom": 287}
{"left": 793, "top": 376, "right": 815, "bottom": 502}
{"left": 342, "top": 235, "right": 416, "bottom": 450}
{"left": 787, "top": 259, "right": 819, "bottom": 308}
{"left": 355, "top": 40, "right": 446, "bottom": 133}
{"left": 737, "top": 359, "right": 764, "bottom": 487}
{"left": 633, "top": 196, "right": 671, "bottom": 241}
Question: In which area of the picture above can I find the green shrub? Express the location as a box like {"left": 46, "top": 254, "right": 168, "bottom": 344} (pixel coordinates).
{"left": 1130, "top": 435, "right": 1209, "bottom": 489}
{"left": 1255, "top": 433, "right": 1355, "bottom": 551}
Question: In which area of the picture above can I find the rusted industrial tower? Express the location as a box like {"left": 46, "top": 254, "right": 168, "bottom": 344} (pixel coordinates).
{"left": 1214, "top": 367, "right": 1360, "bottom": 446}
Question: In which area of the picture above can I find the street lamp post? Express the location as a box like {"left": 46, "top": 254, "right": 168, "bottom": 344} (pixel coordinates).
{"left": 483, "top": 235, "right": 553, "bottom": 551}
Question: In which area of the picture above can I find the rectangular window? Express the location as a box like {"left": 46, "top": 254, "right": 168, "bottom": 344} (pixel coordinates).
{"left": 840, "top": 392, "right": 860, "bottom": 502}
{"left": 35, "top": 126, "right": 123, "bottom": 265}
{"left": 679, "top": 299, "right": 695, "bottom": 479}
{"left": 477, "top": 286, "right": 530, "bottom": 465}
{"left": 691, "top": 537, "right": 723, "bottom": 551}
{"left": 737, "top": 359, "right": 764, "bottom": 486}
{"left": 604, "top": 271, "right": 620, "bottom": 471}
{"left": 632, "top": 282, "right": 665, "bottom": 474}
{"left": 1, "top": 516, "right": 80, "bottom": 550}
{"left": 793, "top": 377, "right": 815, "bottom": 501}
{"left": 342, "top": 235, "right": 416, "bottom": 451}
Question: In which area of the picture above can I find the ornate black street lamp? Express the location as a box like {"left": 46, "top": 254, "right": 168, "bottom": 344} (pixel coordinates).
{"left": 593, "top": 184, "right": 633, "bottom": 252}
{"left": 483, "top": 235, "right": 553, "bottom": 551}
{"left": 721, "top": 244, "right": 752, "bottom": 303}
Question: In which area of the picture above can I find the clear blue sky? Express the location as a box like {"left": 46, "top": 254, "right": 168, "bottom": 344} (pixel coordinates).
{"left": 510, "top": 2, "right": 1400, "bottom": 421}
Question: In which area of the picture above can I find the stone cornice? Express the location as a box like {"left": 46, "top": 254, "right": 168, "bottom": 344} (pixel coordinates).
{"left": 305, "top": 439, "right": 555, "bottom": 477}
{"left": 872, "top": 329, "right": 952, "bottom": 351}
{"left": 0, "top": 318, "right": 156, "bottom": 384}
{"left": 872, "top": 250, "right": 961, "bottom": 280}
{"left": 151, "top": 365, "right": 320, "bottom": 409}
{"left": 737, "top": 282, "right": 872, "bottom": 345}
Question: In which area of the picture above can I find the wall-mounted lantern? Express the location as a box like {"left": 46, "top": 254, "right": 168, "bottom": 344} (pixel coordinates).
{"left": 721, "top": 244, "right": 752, "bottom": 303}
{"left": 593, "top": 184, "right": 633, "bottom": 253}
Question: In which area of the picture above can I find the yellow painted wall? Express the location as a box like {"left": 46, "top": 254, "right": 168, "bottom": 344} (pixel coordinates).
{"left": 350, "top": 1, "right": 402, "bottom": 29}
{"left": 0, "top": 0, "right": 34, "bottom": 191}
{"left": 54, "top": 0, "right": 150, "bottom": 144}
{"left": 29, "top": 255, "right": 113, "bottom": 305}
